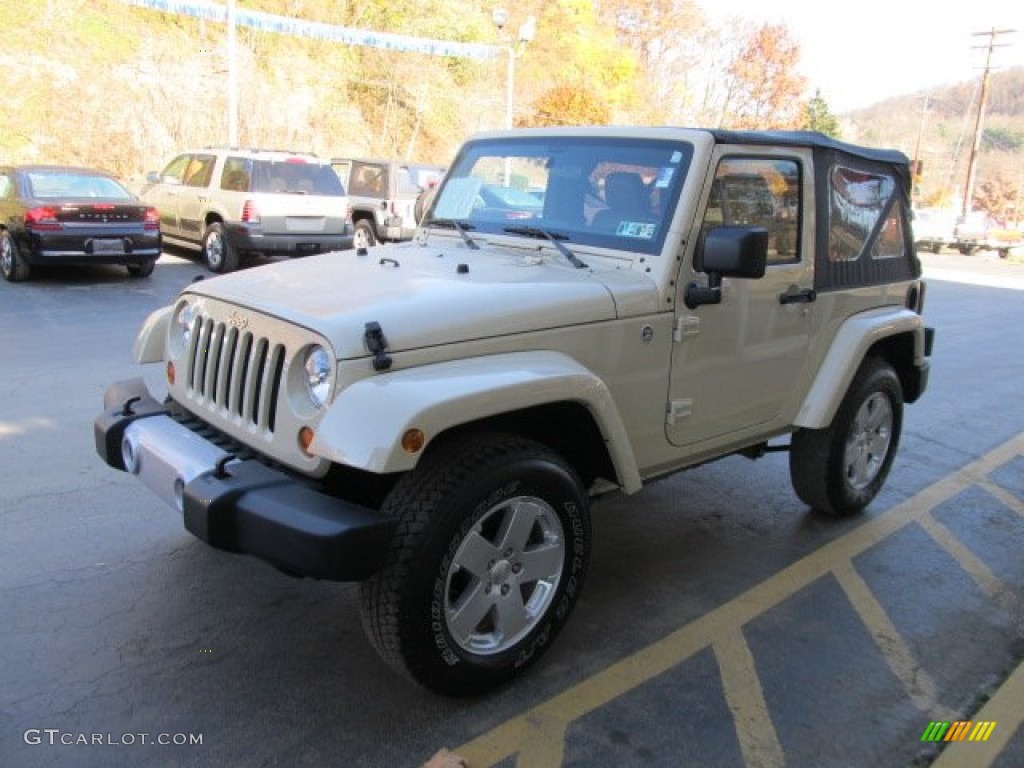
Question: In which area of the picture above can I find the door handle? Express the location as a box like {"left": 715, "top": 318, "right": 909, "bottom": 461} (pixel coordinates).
{"left": 779, "top": 286, "right": 816, "bottom": 305}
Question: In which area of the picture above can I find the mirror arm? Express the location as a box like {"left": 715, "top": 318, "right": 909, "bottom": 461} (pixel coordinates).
{"left": 684, "top": 272, "right": 723, "bottom": 309}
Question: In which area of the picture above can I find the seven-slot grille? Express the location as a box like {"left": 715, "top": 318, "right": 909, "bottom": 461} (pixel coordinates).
{"left": 185, "top": 315, "right": 286, "bottom": 433}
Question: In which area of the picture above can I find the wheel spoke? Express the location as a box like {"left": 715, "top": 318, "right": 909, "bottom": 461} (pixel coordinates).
{"left": 455, "top": 530, "right": 500, "bottom": 579}
{"left": 493, "top": 590, "right": 529, "bottom": 641}
{"left": 864, "top": 395, "right": 891, "bottom": 433}
{"left": 517, "top": 542, "right": 563, "bottom": 583}
{"left": 496, "top": 500, "right": 542, "bottom": 553}
{"left": 447, "top": 582, "right": 495, "bottom": 644}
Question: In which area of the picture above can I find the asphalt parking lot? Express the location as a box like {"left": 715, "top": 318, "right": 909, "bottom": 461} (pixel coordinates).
{"left": 1, "top": 248, "right": 1022, "bottom": 768}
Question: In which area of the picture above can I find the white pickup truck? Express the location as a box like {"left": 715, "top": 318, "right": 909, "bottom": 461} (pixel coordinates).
{"left": 96, "top": 127, "right": 934, "bottom": 695}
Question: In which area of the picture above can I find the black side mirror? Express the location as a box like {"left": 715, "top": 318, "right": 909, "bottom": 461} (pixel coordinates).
{"left": 685, "top": 226, "right": 768, "bottom": 309}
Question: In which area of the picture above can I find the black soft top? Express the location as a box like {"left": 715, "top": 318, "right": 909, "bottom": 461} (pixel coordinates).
{"left": 709, "top": 130, "right": 909, "bottom": 167}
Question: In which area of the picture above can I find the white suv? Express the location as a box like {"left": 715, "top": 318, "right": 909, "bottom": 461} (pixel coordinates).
{"left": 143, "top": 148, "right": 353, "bottom": 272}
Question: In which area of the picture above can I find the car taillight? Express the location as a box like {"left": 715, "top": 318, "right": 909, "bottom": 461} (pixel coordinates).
{"left": 242, "top": 200, "right": 260, "bottom": 223}
{"left": 143, "top": 207, "right": 160, "bottom": 231}
{"left": 25, "top": 206, "right": 61, "bottom": 231}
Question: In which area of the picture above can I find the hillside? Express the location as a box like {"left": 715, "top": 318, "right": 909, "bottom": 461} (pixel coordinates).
{"left": 842, "top": 67, "right": 1024, "bottom": 215}
{"left": 0, "top": 0, "right": 1020, "bottom": 219}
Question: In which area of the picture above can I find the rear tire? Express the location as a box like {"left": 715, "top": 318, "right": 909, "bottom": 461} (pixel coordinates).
{"left": 126, "top": 259, "right": 155, "bottom": 278}
{"left": 202, "top": 222, "right": 239, "bottom": 273}
{"left": 1, "top": 230, "right": 31, "bottom": 282}
{"left": 353, "top": 220, "right": 377, "bottom": 249}
{"left": 360, "top": 433, "right": 591, "bottom": 696}
{"left": 790, "top": 358, "right": 903, "bottom": 516}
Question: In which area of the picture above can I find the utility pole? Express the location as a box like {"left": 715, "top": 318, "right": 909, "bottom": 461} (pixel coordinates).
{"left": 961, "top": 27, "right": 1014, "bottom": 220}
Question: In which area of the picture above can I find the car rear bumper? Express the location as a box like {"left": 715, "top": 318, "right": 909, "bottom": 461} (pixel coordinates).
{"left": 23, "top": 231, "right": 161, "bottom": 265}
{"left": 94, "top": 378, "right": 395, "bottom": 581}
{"left": 224, "top": 225, "right": 354, "bottom": 255}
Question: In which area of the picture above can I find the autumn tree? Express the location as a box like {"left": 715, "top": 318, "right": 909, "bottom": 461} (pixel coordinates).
{"left": 514, "top": 0, "right": 635, "bottom": 125}
{"left": 720, "top": 23, "right": 807, "bottom": 130}
{"left": 596, "top": 0, "right": 711, "bottom": 123}
{"left": 523, "top": 84, "right": 612, "bottom": 127}
{"left": 974, "top": 175, "right": 1021, "bottom": 224}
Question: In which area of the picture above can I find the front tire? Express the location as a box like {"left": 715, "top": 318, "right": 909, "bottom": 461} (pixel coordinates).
{"left": 202, "top": 222, "right": 239, "bottom": 273}
{"left": 790, "top": 358, "right": 903, "bottom": 516}
{"left": 1, "top": 230, "right": 31, "bottom": 282}
{"left": 360, "top": 433, "right": 591, "bottom": 696}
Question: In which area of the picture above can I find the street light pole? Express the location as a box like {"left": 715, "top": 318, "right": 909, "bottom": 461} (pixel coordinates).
{"left": 227, "top": 0, "right": 238, "bottom": 146}
{"left": 493, "top": 10, "right": 535, "bottom": 131}
{"left": 505, "top": 44, "right": 515, "bottom": 130}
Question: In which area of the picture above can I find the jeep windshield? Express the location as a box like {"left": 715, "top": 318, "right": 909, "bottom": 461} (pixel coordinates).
{"left": 427, "top": 135, "right": 693, "bottom": 256}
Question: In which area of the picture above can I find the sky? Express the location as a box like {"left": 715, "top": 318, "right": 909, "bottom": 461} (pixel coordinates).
{"left": 700, "top": 0, "right": 1023, "bottom": 112}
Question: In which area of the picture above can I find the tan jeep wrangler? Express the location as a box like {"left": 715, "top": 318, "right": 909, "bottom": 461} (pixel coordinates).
{"left": 95, "top": 127, "right": 934, "bottom": 696}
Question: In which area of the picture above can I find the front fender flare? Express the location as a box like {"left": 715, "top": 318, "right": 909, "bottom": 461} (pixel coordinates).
{"left": 133, "top": 305, "right": 172, "bottom": 364}
{"left": 795, "top": 307, "right": 926, "bottom": 429}
{"left": 311, "top": 350, "right": 642, "bottom": 493}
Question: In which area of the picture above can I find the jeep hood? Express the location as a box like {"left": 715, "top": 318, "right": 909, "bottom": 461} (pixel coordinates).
{"left": 184, "top": 242, "right": 658, "bottom": 359}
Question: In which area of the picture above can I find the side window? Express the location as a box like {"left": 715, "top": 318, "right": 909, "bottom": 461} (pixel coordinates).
{"left": 160, "top": 155, "right": 191, "bottom": 184}
{"left": 828, "top": 165, "right": 899, "bottom": 262}
{"left": 220, "top": 157, "right": 252, "bottom": 192}
{"left": 701, "top": 157, "right": 801, "bottom": 264}
{"left": 0, "top": 174, "right": 12, "bottom": 199}
{"left": 182, "top": 154, "right": 217, "bottom": 188}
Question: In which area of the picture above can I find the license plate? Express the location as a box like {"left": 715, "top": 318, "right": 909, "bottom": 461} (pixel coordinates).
{"left": 91, "top": 238, "right": 125, "bottom": 255}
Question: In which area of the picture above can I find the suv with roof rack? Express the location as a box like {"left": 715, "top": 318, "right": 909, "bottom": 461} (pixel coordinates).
{"left": 97, "top": 127, "right": 934, "bottom": 696}
{"left": 143, "top": 148, "right": 353, "bottom": 272}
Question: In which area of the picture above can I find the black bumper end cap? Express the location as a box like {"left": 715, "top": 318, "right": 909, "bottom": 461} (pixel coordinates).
{"left": 183, "top": 461, "right": 396, "bottom": 582}
{"left": 94, "top": 378, "right": 167, "bottom": 470}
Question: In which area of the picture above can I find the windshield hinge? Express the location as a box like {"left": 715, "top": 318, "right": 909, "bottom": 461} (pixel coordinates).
{"left": 363, "top": 322, "right": 393, "bottom": 371}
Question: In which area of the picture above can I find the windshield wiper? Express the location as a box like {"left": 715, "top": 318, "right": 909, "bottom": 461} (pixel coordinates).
{"left": 503, "top": 225, "right": 588, "bottom": 269}
{"left": 426, "top": 218, "right": 479, "bottom": 250}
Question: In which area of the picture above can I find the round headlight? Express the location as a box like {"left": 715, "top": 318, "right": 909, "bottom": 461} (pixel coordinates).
{"left": 175, "top": 302, "right": 196, "bottom": 348}
{"left": 304, "top": 346, "right": 332, "bottom": 408}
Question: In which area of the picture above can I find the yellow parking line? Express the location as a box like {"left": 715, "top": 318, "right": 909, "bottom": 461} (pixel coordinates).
{"left": 455, "top": 434, "right": 1024, "bottom": 767}
{"left": 834, "top": 562, "right": 952, "bottom": 719}
{"left": 714, "top": 629, "right": 785, "bottom": 768}
{"left": 917, "top": 513, "right": 1021, "bottom": 615}
{"left": 930, "top": 659, "right": 1024, "bottom": 768}
{"left": 978, "top": 480, "right": 1024, "bottom": 517}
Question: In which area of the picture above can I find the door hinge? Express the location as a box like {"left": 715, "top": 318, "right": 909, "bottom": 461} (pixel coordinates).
{"left": 667, "top": 398, "right": 693, "bottom": 425}
{"left": 673, "top": 315, "right": 701, "bottom": 343}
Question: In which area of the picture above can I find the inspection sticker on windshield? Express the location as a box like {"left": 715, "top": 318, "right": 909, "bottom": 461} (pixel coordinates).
{"left": 616, "top": 221, "right": 656, "bottom": 239}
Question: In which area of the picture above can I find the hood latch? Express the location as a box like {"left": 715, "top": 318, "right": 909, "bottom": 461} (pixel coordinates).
{"left": 363, "top": 322, "right": 393, "bottom": 372}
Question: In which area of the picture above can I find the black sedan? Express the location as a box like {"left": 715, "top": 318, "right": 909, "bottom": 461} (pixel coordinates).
{"left": 0, "top": 164, "right": 161, "bottom": 282}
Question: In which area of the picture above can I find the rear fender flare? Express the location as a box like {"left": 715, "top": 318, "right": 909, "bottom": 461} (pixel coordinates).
{"left": 795, "top": 307, "right": 926, "bottom": 429}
